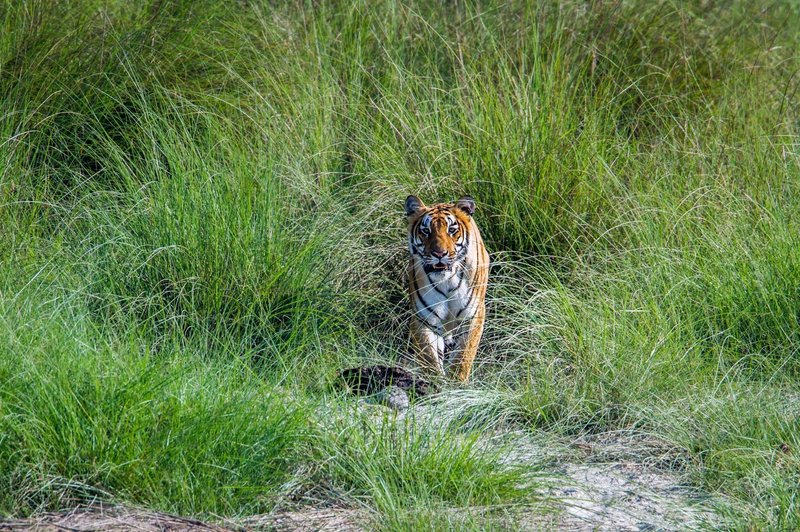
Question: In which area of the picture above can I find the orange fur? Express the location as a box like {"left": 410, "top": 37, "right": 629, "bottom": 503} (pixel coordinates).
{"left": 405, "top": 196, "right": 490, "bottom": 382}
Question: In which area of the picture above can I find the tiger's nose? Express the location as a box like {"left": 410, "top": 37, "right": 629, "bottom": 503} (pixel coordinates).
{"left": 431, "top": 250, "right": 447, "bottom": 258}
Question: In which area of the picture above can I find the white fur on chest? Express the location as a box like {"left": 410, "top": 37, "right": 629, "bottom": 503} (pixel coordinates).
{"left": 413, "top": 263, "right": 475, "bottom": 335}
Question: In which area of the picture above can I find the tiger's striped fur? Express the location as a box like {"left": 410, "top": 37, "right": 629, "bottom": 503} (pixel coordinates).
{"left": 405, "top": 195, "right": 490, "bottom": 382}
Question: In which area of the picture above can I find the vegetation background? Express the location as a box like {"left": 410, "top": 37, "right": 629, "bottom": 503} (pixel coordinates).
{"left": 1, "top": 0, "right": 799, "bottom": 529}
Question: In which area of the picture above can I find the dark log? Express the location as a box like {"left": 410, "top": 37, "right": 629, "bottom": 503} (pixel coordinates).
{"left": 337, "top": 365, "right": 436, "bottom": 399}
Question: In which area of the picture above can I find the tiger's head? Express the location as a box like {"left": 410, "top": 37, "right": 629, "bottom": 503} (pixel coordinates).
{"left": 405, "top": 195, "right": 476, "bottom": 275}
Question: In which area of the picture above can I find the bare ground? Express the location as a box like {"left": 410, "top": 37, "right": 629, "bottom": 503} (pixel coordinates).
{"left": 527, "top": 431, "right": 719, "bottom": 530}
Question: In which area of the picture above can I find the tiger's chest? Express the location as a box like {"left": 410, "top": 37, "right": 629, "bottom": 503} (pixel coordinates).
{"left": 413, "top": 266, "right": 477, "bottom": 335}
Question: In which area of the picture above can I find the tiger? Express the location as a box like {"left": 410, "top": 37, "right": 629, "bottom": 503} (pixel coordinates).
{"left": 405, "top": 195, "right": 490, "bottom": 382}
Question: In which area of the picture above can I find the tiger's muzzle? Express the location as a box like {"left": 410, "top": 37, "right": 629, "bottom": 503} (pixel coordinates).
{"left": 423, "top": 255, "right": 453, "bottom": 273}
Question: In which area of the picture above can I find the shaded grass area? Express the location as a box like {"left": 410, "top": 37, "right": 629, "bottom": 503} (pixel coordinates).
{"left": 2, "top": 0, "right": 800, "bottom": 528}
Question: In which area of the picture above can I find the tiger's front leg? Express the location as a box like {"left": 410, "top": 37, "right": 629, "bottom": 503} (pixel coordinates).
{"left": 446, "top": 300, "right": 486, "bottom": 382}
{"left": 410, "top": 320, "right": 446, "bottom": 376}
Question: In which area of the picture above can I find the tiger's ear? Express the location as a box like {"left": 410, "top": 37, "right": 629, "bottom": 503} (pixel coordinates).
{"left": 455, "top": 196, "right": 476, "bottom": 216}
{"left": 405, "top": 195, "right": 424, "bottom": 216}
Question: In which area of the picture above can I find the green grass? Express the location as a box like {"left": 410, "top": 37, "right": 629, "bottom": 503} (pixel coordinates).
{"left": 2, "top": 0, "right": 800, "bottom": 528}
{"left": 318, "top": 408, "right": 536, "bottom": 510}
{"left": 0, "top": 277, "right": 311, "bottom": 515}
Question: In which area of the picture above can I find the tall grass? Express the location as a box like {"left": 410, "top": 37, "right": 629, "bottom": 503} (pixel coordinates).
{"left": 2, "top": 0, "right": 799, "bottom": 527}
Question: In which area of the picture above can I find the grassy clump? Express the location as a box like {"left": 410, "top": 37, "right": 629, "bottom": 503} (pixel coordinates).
{"left": 314, "top": 405, "right": 546, "bottom": 529}
{"left": 0, "top": 272, "right": 311, "bottom": 516}
{"left": 2, "top": 0, "right": 800, "bottom": 528}
{"left": 319, "top": 410, "right": 535, "bottom": 510}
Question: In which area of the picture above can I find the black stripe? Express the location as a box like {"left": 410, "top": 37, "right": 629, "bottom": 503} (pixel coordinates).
{"left": 455, "top": 269, "right": 465, "bottom": 291}
{"left": 456, "top": 287, "right": 475, "bottom": 318}
{"left": 416, "top": 299, "right": 443, "bottom": 322}
{"left": 414, "top": 314, "right": 441, "bottom": 335}
{"left": 412, "top": 276, "right": 433, "bottom": 311}
{"left": 426, "top": 271, "right": 436, "bottom": 285}
{"left": 410, "top": 270, "right": 442, "bottom": 321}
{"left": 410, "top": 217, "right": 426, "bottom": 243}
{"left": 411, "top": 216, "right": 422, "bottom": 234}
{"left": 426, "top": 269, "right": 452, "bottom": 287}
{"left": 456, "top": 308, "right": 476, "bottom": 321}
{"left": 432, "top": 283, "right": 448, "bottom": 297}
{"left": 456, "top": 224, "right": 470, "bottom": 260}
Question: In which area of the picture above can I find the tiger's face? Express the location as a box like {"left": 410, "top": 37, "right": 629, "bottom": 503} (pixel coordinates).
{"left": 405, "top": 195, "right": 476, "bottom": 275}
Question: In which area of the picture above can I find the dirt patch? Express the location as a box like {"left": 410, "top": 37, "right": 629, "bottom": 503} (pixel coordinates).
{"left": 0, "top": 505, "right": 229, "bottom": 531}
{"left": 237, "top": 508, "right": 364, "bottom": 531}
{"left": 548, "top": 461, "right": 716, "bottom": 530}
{"left": 514, "top": 431, "right": 720, "bottom": 530}
{"left": 0, "top": 505, "right": 365, "bottom": 532}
